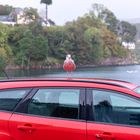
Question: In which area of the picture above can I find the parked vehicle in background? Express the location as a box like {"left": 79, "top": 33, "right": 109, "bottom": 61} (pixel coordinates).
{"left": 0, "top": 78, "right": 140, "bottom": 140}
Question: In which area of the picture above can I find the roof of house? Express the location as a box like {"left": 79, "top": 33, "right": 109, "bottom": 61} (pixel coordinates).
{"left": 11, "top": 8, "right": 23, "bottom": 14}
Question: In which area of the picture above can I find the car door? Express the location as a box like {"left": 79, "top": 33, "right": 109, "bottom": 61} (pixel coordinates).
{"left": 0, "top": 88, "right": 30, "bottom": 140}
{"left": 87, "top": 88, "right": 140, "bottom": 140}
{"left": 9, "top": 87, "right": 86, "bottom": 140}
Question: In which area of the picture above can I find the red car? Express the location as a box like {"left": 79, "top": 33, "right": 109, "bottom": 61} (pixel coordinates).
{"left": 0, "top": 78, "right": 140, "bottom": 140}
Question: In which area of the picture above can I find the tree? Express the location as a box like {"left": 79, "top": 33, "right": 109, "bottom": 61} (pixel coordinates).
{"left": 23, "top": 7, "right": 40, "bottom": 23}
{"left": 99, "top": 9, "right": 119, "bottom": 33}
{"left": 0, "top": 24, "right": 12, "bottom": 58}
{"left": 84, "top": 27, "right": 104, "bottom": 63}
{"left": 90, "top": 3, "right": 105, "bottom": 17}
{"left": 17, "top": 30, "right": 48, "bottom": 66}
{"left": 45, "top": 26, "right": 68, "bottom": 59}
{"left": 28, "top": 22, "right": 43, "bottom": 35}
{"left": 0, "top": 48, "right": 8, "bottom": 71}
{"left": 91, "top": 4, "right": 119, "bottom": 33}
{"left": 101, "top": 27, "right": 127, "bottom": 57}
{"left": 0, "top": 24, "right": 12, "bottom": 72}
{"left": 0, "top": 24, "right": 9, "bottom": 48}
{"left": 0, "top": 5, "right": 12, "bottom": 15}
{"left": 6, "top": 3, "right": 131, "bottom": 67}
{"left": 64, "top": 22, "right": 92, "bottom": 64}
{"left": 119, "top": 21, "right": 137, "bottom": 42}
{"left": 40, "top": 0, "right": 52, "bottom": 23}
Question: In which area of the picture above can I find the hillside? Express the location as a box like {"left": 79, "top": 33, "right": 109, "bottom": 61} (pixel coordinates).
{"left": 123, "top": 18, "right": 140, "bottom": 41}
{"left": 134, "top": 42, "right": 140, "bottom": 63}
{"left": 0, "top": 4, "right": 138, "bottom": 71}
{"left": 135, "top": 23, "right": 140, "bottom": 41}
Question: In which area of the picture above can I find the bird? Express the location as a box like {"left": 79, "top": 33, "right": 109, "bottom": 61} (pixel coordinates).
{"left": 63, "top": 54, "right": 76, "bottom": 72}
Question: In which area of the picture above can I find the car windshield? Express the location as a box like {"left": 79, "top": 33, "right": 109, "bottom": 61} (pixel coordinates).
{"left": 0, "top": 0, "right": 139, "bottom": 85}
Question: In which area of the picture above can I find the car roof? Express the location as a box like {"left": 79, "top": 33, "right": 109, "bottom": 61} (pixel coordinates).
{"left": 0, "top": 77, "right": 138, "bottom": 90}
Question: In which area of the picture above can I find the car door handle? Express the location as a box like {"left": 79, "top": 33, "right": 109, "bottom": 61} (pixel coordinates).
{"left": 17, "top": 124, "right": 36, "bottom": 133}
{"left": 96, "top": 132, "right": 115, "bottom": 140}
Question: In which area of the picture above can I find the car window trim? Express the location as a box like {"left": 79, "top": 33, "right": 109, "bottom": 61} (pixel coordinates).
{"left": 14, "top": 87, "right": 86, "bottom": 121}
{"left": 86, "top": 88, "right": 94, "bottom": 121}
{"left": 14, "top": 88, "right": 38, "bottom": 113}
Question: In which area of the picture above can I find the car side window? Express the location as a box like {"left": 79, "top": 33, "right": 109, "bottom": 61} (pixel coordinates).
{"left": 92, "top": 89, "right": 140, "bottom": 127}
{"left": 0, "top": 89, "right": 29, "bottom": 112}
{"left": 28, "top": 88, "right": 80, "bottom": 120}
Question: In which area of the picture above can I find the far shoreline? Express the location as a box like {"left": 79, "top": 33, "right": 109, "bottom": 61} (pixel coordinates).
{"left": 5, "top": 63, "right": 140, "bottom": 71}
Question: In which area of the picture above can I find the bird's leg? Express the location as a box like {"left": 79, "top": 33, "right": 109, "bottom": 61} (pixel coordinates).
{"left": 70, "top": 71, "right": 72, "bottom": 77}
{"left": 67, "top": 71, "right": 70, "bottom": 78}
{"left": 69, "top": 71, "right": 73, "bottom": 78}
{"left": 66, "top": 71, "right": 72, "bottom": 78}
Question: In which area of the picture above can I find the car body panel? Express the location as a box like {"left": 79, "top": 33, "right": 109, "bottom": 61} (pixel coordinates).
{"left": 9, "top": 114, "right": 86, "bottom": 140}
{"left": 87, "top": 122, "right": 140, "bottom": 140}
{"left": 0, "top": 112, "right": 12, "bottom": 140}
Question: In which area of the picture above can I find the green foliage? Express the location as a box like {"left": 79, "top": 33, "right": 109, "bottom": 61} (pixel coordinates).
{"left": 28, "top": 22, "right": 43, "bottom": 35}
{"left": 44, "top": 10, "right": 128, "bottom": 65}
{"left": 46, "top": 57, "right": 61, "bottom": 66}
{"left": 119, "top": 21, "right": 137, "bottom": 42}
{"left": 84, "top": 27, "right": 104, "bottom": 63}
{"left": 135, "top": 23, "right": 140, "bottom": 41}
{"left": 115, "top": 46, "right": 128, "bottom": 58}
{"left": 0, "top": 24, "right": 12, "bottom": 70}
{"left": 0, "top": 5, "right": 12, "bottom": 15}
{"left": 100, "top": 9, "right": 118, "bottom": 33}
{"left": 134, "top": 42, "right": 140, "bottom": 62}
{"left": 101, "top": 28, "right": 117, "bottom": 56}
{"left": 23, "top": 7, "right": 40, "bottom": 22}
{"left": 8, "top": 25, "right": 28, "bottom": 56}
{"left": 19, "top": 34, "right": 48, "bottom": 61}
{"left": 91, "top": 3, "right": 118, "bottom": 33}
{"left": 44, "top": 26, "right": 68, "bottom": 59}
{"left": 0, "top": 24, "right": 9, "bottom": 47}
{"left": 0, "top": 48, "right": 8, "bottom": 70}
{"left": 9, "top": 23, "right": 48, "bottom": 66}
{"left": 0, "top": 3, "right": 133, "bottom": 68}
{"left": 91, "top": 4, "right": 136, "bottom": 42}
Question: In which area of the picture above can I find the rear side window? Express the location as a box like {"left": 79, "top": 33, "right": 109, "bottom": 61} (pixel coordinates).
{"left": 28, "top": 88, "right": 80, "bottom": 120}
{"left": 0, "top": 89, "right": 29, "bottom": 112}
{"left": 92, "top": 89, "right": 140, "bottom": 127}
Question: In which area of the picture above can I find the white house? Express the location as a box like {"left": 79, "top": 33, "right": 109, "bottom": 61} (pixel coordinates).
{"left": 0, "top": 8, "right": 33, "bottom": 25}
{"left": 122, "top": 42, "right": 136, "bottom": 50}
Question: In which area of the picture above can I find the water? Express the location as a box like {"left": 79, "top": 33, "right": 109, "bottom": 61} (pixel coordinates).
{"left": 5, "top": 65, "right": 140, "bottom": 85}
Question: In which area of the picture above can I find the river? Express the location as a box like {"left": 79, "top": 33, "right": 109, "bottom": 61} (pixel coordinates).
{"left": 5, "top": 65, "right": 140, "bottom": 85}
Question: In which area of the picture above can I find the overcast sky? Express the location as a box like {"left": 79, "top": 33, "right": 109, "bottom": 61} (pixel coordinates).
{"left": 0, "top": 0, "right": 140, "bottom": 25}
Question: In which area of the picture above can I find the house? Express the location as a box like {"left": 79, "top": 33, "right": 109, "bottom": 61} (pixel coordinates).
{"left": 9, "top": 8, "right": 25, "bottom": 24}
{"left": 0, "top": 7, "right": 55, "bottom": 26}
{"left": 122, "top": 42, "right": 136, "bottom": 50}
{"left": 0, "top": 8, "right": 29, "bottom": 25}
